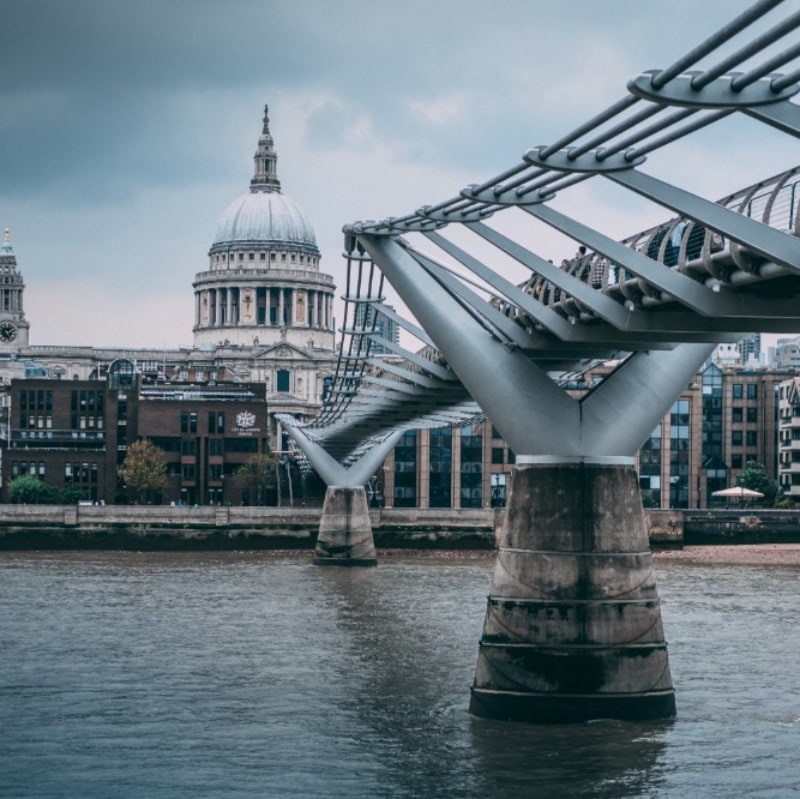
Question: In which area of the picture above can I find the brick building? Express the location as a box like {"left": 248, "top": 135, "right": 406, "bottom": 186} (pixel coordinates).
{"left": 1, "top": 361, "right": 271, "bottom": 505}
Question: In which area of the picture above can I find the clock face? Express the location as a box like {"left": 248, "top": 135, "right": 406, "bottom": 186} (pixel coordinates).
{"left": 0, "top": 321, "right": 17, "bottom": 342}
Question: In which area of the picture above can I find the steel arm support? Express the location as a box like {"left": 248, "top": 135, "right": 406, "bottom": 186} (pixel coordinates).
{"left": 744, "top": 101, "right": 800, "bottom": 138}
{"left": 358, "top": 234, "right": 581, "bottom": 456}
{"left": 581, "top": 343, "right": 715, "bottom": 455}
{"left": 280, "top": 417, "right": 403, "bottom": 487}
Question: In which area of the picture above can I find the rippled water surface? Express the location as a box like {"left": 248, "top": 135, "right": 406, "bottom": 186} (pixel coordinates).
{"left": 1, "top": 551, "right": 799, "bottom": 798}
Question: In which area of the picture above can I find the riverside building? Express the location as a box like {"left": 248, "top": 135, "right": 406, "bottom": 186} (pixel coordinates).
{"left": 2, "top": 365, "right": 272, "bottom": 505}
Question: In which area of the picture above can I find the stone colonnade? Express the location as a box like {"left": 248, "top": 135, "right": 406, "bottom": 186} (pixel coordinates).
{"left": 195, "top": 285, "right": 334, "bottom": 330}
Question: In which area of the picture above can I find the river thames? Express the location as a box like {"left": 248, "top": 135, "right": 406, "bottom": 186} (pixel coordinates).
{"left": 1, "top": 550, "right": 798, "bottom": 798}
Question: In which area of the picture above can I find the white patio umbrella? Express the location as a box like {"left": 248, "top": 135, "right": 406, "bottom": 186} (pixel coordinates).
{"left": 712, "top": 486, "right": 764, "bottom": 500}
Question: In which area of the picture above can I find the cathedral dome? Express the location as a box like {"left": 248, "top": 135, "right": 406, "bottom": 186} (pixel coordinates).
{"left": 209, "top": 105, "right": 319, "bottom": 256}
{"left": 212, "top": 191, "right": 318, "bottom": 251}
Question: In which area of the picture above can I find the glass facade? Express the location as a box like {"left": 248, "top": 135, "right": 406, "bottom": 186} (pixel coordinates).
{"left": 702, "top": 363, "right": 727, "bottom": 499}
{"left": 460, "top": 425, "right": 482, "bottom": 508}
{"left": 669, "top": 399, "right": 690, "bottom": 508}
{"left": 393, "top": 430, "right": 417, "bottom": 508}
{"left": 639, "top": 423, "right": 662, "bottom": 507}
{"left": 428, "top": 428, "right": 452, "bottom": 508}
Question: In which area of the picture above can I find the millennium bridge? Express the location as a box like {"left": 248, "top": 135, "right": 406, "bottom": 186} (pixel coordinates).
{"left": 278, "top": 0, "right": 800, "bottom": 722}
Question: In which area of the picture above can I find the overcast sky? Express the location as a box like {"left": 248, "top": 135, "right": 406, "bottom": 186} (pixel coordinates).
{"left": 1, "top": 0, "right": 799, "bottom": 350}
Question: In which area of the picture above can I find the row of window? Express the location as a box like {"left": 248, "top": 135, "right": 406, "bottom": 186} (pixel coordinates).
{"left": 732, "top": 383, "right": 759, "bottom": 399}
{"left": 11, "top": 460, "right": 101, "bottom": 488}
{"left": 150, "top": 436, "right": 259, "bottom": 455}
{"left": 213, "top": 251, "right": 318, "bottom": 266}
{"left": 71, "top": 390, "right": 104, "bottom": 413}
{"left": 11, "top": 461, "right": 45, "bottom": 478}
{"left": 176, "top": 462, "right": 235, "bottom": 483}
{"left": 180, "top": 411, "right": 228, "bottom": 434}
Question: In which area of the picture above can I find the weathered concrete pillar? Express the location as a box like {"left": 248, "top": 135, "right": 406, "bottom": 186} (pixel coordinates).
{"left": 470, "top": 461, "right": 675, "bottom": 723}
{"left": 314, "top": 486, "right": 377, "bottom": 566}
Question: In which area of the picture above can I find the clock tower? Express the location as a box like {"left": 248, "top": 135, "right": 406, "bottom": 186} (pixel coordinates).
{"left": 0, "top": 229, "right": 30, "bottom": 350}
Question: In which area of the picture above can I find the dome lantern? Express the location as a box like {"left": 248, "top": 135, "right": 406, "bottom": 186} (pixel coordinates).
{"left": 250, "top": 105, "right": 281, "bottom": 194}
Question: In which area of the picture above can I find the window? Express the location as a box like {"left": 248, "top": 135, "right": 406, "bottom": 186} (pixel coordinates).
{"left": 746, "top": 384, "right": 758, "bottom": 399}
{"left": 491, "top": 447, "right": 505, "bottom": 465}
{"left": 490, "top": 473, "right": 507, "bottom": 508}
{"left": 180, "top": 412, "right": 197, "bottom": 433}
{"left": 732, "top": 430, "right": 743, "bottom": 446}
{"left": 223, "top": 438, "right": 258, "bottom": 453}
{"left": 208, "top": 412, "right": 225, "bottom": 434}
{"left": 248, "top": 252, "right": 255, "bottom": 261}
{"left": 394, "top": 430, "right": 417, "bottom": 508}
{"left": 746, "top": 407, "right": 758, "bottom": 423}
{"left": 460, "top": 427, "right": 483, "bottom": 508}
{"left": 746, "top": 431, "right": 758, "bottom": 446}
{"left": 181, "top": 463, "right": 196, "bottom": 481}
{"left": 732, "top": 384, "right": 743, "bottom": 399}
{"left": 276, "top": 370, "right": 290, "bottom": 392}
{"left": 732, "top": 407, "right": 743, "bottom": 423}
{"left": 181, "top": 438, "right": 196, "bottom": 455}
{"left": 731, "top": 453, "right": 743, "bottom": 469}
{"left": 429, "top": 428, "right": 452, "bottom": 508}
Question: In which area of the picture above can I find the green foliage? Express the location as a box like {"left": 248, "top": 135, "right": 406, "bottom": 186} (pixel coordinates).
{"left": 773, "top": 492, "right": 794, "bottom": 509}
{"left": 61, "top": 486, "right": 87, "bottom": 504}
{"left": 118, "top": 439, "right": 168, "bottom": 503}
{"left": 9, "top": 475, "right": 61, "bottom": 504}
{"left": 736, "top": 460, "right": 777, "bottom": 504}
{"left": 235, "top": 450, "right": 276, "bottom": 506}
{"left": 640, "top": 488, "right": 658, "bottom": 508}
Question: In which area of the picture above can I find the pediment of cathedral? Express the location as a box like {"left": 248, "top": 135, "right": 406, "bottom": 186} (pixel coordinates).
{"left": 255, "top": 341, "right": 313, "bottom": 360}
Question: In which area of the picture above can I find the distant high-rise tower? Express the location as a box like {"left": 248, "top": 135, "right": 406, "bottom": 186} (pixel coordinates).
{"left": 354, "top": 303, "right": 400, "bottom": 355}
{"left": 738, "top": 333, "right": 762, "bottom": 366}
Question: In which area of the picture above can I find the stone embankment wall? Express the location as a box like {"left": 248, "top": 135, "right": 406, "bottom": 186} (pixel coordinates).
{"left": 1, "top": 505, "right": 799, "bottom": 550}
{"left": 680, "top": 509, "right": 800, "bottom": 545}
{"left": 0, "top": 505, "right": 503, "bottom": 550}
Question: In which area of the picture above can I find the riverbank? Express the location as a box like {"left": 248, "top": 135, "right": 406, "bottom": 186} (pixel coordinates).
{"left": 2, "top": 505, "right": 800, "bottom": 551}
{"left": 653, "top": 543, "right": 800, "bottom": 566}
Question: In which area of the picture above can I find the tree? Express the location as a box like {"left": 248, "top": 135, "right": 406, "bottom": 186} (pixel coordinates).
{"left": 9, "top": 475, "right": 61, "bottom": 504}
{"left": 736, "top": 459, "right": 777, "bottom": 505}
{"left": 235, "top": 450, "right": 276, "bottom": 506}
{"left": 61, "top": 485, "right": 87, "bottom": 504}
{"left": 118, "top": 439, "right": 168, "bottom": 503}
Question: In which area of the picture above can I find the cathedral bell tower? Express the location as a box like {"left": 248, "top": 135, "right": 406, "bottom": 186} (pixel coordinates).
{"left": 0, "top": 229, "right": 30, "bottom": 350}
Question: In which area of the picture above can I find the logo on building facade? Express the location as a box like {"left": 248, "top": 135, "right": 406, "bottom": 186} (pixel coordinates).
{"left": 232, "top": 409, "right": 261, "bottom": 436}
{"left": 235, "top": 411, "right": 256, "bottom": 428}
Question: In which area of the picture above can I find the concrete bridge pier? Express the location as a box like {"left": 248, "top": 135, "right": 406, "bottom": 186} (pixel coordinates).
{"left": 357, "top": 233, "right": 715, "bottom": 720}
{"left": 315, "top": 486, "right": 377, "bottom": 566}
{"left": 469, "top": 458, "right": 675, "bottom": 722}
{"left": 277, "top": 415, "right": 403, "bottom": 566}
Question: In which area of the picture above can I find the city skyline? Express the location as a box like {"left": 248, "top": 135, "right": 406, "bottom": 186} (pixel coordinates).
{"left": 1, "top": 0, "right": 798, "bottom": 350}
